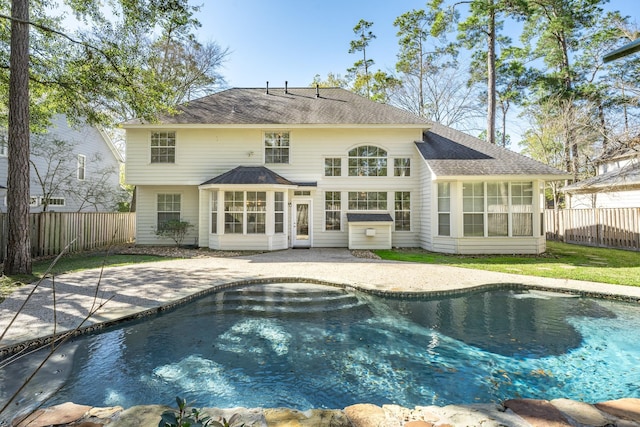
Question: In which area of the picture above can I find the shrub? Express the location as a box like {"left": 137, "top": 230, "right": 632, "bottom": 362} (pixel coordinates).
{"left": 155, "top": 220, "right": 194, "bottom": 247}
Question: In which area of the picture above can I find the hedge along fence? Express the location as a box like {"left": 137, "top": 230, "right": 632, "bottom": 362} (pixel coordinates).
{"left": 0, "top": 212, "right": 136, "bottom": 261}
{"left": 545, "top": 208, "right": 640, "bottom": 251}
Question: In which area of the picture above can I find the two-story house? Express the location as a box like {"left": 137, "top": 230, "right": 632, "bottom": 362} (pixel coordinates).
{"left": 0, "top": 115, "right": 125, "bottom": 212}
{"left": 124, "top": 86, "right": 566, "bottom": 254}
{"left": 563, "top": 140, "right": 640, "bottom": 208}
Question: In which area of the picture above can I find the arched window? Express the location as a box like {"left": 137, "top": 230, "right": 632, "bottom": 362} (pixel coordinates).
{"left": 348, "top": 145, "right": 387, "bottom": 176}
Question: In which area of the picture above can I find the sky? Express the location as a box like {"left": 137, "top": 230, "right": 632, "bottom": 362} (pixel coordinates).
{"left": 195, "top": 0, "right": 639, "bottom": 89}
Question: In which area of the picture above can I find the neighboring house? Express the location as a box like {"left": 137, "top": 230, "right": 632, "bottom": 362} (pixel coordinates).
{"left": 124, "top": 86, "right": 566, "bottom": 254}
{"left": 563, "top": 141, "right": 640, "bottom": 209}
{"left": 0, "top": 115, "right": 125, "bottom": 212}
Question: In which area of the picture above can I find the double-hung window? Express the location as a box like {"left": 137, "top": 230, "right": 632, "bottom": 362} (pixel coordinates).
{"left": 77, "top": 154, "right": 86, "bottom": 180}
{"left": 264, "top": 131, "right": 289, "bottom": 164}
{"left": 246, "top": 191, "right": 267, "bottom": 234}
{"left": 463, "top": 183, "right": 484, "bottom": 237}
{"left": 487, "top": 183, "right": 508, "bottom": 236}
{"left": 512, "top": 182, "right": 533, "bottom": 236}
{"left": 274, "top": 192, "right": 284, "bottom": 233}
{"left": 437, "top": 183, "right": 451, "bottom": 236}
{"left": 151, "top": 131, "right": 176, "bottom": 163}
{"left": 224, "top": 191, "right": 244, "bottom": 234}
{"left": 394, "top": 158, "right": 410, "bottom": 176}
{"left": 157, "top": 194, "right": 181, "bottom": 229}
{"left": 210, "top": 191, "right": 218, "bottom": 234}
{"left": 325, "top": 191, "right": 341, "bottom": 231}
{"left": 394, "top": 192, "right": 410, "bottom": 231}
{"left": 324, "top": 158, "right": 341, "bottom": 176}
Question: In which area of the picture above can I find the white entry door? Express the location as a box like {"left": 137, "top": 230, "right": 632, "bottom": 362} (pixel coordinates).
{"left": 292, "top": 200, "right": 311, "bottom": 248}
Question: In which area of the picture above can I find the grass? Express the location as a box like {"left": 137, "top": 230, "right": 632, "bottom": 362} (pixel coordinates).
{"left": 1, "top": 252, "right": 170, "bottom": 301}
{"left": 374, "top": 241, "right": 640, "bottom": 287}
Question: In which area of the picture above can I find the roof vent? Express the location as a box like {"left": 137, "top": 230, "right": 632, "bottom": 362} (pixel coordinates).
{"left": 266, "top": 81, "right": 269, "bottom": 95}
{"left": 316, "top": 84, "right": 320, "bottom": 98}
{"left": 284, "top": 81, "right": 288, "bottom": 94}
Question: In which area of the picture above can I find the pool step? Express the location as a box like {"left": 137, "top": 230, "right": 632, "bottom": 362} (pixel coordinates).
{"left": 193, "top": 284, "right": 368, "bottom": 316}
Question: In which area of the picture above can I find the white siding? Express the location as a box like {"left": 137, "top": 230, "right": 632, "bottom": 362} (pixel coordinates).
{"left": 456, "top": 237, "right": 545, "bottom": 254}
{"left": 348, "top": 223, "right": 392, "bottom": 249}
{"left": 128, "top": 127, "right": 425, "bottom": 249}
{"left": 1, "top": 115, "right": 124, "bottom": 212}
{"left": 569, "top": 190, "right": 640, "bottom": 209}
{"left": 136, "top": 185, "right": 199, "bottom": 246}
{"left": 125, "top": 128, "right": 422, "bottom": 187}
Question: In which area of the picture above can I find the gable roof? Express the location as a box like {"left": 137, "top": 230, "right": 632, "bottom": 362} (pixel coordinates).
{"left": 416, "top": 122, "right": 567, "bottom": 178}
{"left": 201, "top": 166, "right": 301, "bottom": 186}
{"left": 125, "top": 87, "right": 430, "bottom": 127}
{"left": 563, "top": 161, "right": 640, "bottom": 193}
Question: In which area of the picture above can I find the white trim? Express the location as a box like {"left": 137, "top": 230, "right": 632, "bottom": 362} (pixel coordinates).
{"left": 291, "top": 198, "right": 313, "bottom": 248}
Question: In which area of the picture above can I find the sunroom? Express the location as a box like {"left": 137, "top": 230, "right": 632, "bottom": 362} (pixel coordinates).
{"left": 198, "top": 166, "right": 314, "bottom": 251}
{"left": 431, "top": 179, "right": 547, "bottom": 254}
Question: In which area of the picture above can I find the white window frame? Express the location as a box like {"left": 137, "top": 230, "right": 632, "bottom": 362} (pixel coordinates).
{"left": 0, "top": 132, "right": 7, "bottom": 157}
{"left": 150, "top": 131, "right": 176, "bottom": 164}
{"left": 324, "top": 191, "right": 341, "bottom": 231}
{"left": 264, "top": 131, "right": 290, "bottom": 164}
{"left": 348, "top": 145, "right": 388, "bottom": 177}
{"left": 44, "top": 197, "right": 65, "bottom": 207}
{"left": 324, "top": 158, "right": 342, "bottom": 176}
{"left": 157, "top": 193, "right": 181, "bottom": 230}
{"left": 394, "top": 158, "right": 411, "bottom": 177}
{"left": 77, "top": 154, "right": 86, "bottom": 181}
{"left": 394, "top": 191, "right": 411, "bottom": 231}
{"left": 437, "top": 183, "right": 451, "bottom": 236}
{"left": 348, "top": 191, "right": 387, "bottom": 210}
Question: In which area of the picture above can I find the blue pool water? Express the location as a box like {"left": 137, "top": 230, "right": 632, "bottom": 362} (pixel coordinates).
{"left": 2, "top": 283, "right": 640, "bottom": 420}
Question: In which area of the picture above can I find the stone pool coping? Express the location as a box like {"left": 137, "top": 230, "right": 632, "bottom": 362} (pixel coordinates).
{"left": 2, "top": 247, "right": 640, "bottom": 356}
{"left": 2, "top": 248, "right": 640, "bottom": 426}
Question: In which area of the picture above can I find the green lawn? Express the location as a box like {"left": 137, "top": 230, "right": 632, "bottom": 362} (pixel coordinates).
{"left": 374, "top": 241, "right": 640, "bottom": 287}
{"left": 1, "top": 253, "right": 170, "bottom": 301}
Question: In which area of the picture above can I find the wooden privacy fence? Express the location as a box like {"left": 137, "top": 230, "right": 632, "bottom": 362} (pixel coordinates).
{"left": 545, "top": 208, "right": 640, "bottom": 251}
{"left": 0, "top": 212, "right": 136, "bottom": 261}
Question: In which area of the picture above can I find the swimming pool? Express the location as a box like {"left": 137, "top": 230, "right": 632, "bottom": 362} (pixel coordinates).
{"left": 2, "top": 283, "right": 640, "bottom": 419}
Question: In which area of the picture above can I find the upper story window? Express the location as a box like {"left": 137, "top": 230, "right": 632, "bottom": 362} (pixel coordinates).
{"left": 0, "top": 132, "right": 7, "bottom": 157}
{"left": 151, "top": 131, "right": 176, "bottom": 163}
{"left": 324, "top": 158, "right": 341, "bottom": 176}
{"left": 394, "top": 158, "right": 410, "bottom": 176}
{"left": 264, "top": 131, "right": 289, "bottom": 164}
{"left": 77, "top": 154, "right": 86, "bottom": 180}
{"left": 348, "top": 145, "right": 387, "bottom": 176}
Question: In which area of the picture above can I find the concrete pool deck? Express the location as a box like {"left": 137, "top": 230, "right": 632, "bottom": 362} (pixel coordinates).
{"left": 2, "top": 248, "right": 640, "bottom": 427}
{"left": 2, "top": 247, "right": 640, "bottom": 350}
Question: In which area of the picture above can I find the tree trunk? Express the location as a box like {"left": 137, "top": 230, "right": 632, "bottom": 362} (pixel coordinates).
{"left": 486, "top": 1, "right": 497, "bottom": 145}
{"left": 5, "top": 0, "right": 32, "bottom": 274}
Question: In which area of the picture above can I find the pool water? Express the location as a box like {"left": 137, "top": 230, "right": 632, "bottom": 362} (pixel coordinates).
{"left": 2, "top": 283, "right": 640, "bottom": 419}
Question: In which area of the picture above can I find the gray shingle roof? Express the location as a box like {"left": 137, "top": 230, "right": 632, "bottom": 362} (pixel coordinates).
{"left": 346, "top": 213, "right": 394, "bottom": 222}
{"left": 127, "top": 87, "right": 430, "bottom": 126}
{"left": 563, "top": 161, "right": 640, "bottom": 192}
{"left": 201, "top": 166, "right": 297, "bottom": 186}
{"left": 416, "top": 122, "right": 567, "bottom": 178}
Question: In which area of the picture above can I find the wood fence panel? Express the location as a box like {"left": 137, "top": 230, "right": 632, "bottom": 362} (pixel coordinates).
{"left": 0, "top": 212, "right": 136, "bottom": 262}
{"left": 546, "top": 208, "right": 640, "bottom": 251}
